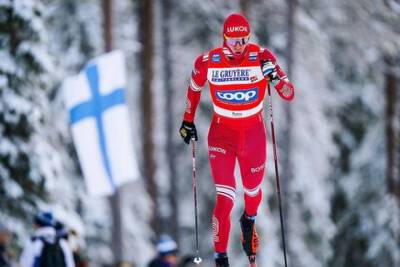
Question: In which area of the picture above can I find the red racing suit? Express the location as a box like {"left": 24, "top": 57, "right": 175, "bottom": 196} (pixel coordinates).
{"left": 183, "top": 43, "right": 294, "bottom": 253}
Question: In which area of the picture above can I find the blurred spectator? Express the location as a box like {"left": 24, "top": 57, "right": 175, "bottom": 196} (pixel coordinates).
{"left": 19, "top": 211, "right": 75, "bottom": 267}
{"left": 55, "top": 221, "right": 89, "bottom": 267}
{"left": 68, "top": 229, "right": 88, "bottom": 267}
{"left": 0, "top": 223, "right": 13, "bottom": 267}
{"left": 147, "top": 235, "right": 178, "bottom": 267}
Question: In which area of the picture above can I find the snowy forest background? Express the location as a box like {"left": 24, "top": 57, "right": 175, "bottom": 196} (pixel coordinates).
{"left": 1, "top": 0, "right": 400, "bottom": 266}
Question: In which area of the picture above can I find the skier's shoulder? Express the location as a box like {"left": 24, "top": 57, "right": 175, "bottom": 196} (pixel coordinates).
{"left": 194, "top": 53, "right": 208, "bottom": 65}
{"left": 194, "top": 47, "right": 220, "bottom": 65}
{"left": 206, "top": 46, "right": 227, "bottom": 60}
{"left": 258, "top": 46, "right": 278, "bottom": 62}
{"left": 193, "top": 50, "right": 213, "bottom": 72}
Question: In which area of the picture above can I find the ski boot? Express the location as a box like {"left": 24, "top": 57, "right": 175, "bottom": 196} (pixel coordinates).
{"left": 240, "top": 212, "right": 259, "bottom": 266}
{"left": 215, "top": 252, "right": 229, "bottom": 267}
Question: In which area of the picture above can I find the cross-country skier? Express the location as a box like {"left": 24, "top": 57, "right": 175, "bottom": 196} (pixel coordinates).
{"left": 179, "top": 13, "right": 295, "bottom": 267}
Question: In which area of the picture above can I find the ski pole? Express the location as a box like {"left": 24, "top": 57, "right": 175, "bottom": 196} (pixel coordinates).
{"left": 191, "top": 139, "right": 202, "bottom": 264}
{"left": 267, "top": 83, "right": 289, "bottom": 267}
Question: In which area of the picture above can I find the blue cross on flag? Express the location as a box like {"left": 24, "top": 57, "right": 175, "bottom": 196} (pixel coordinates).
{"left": 63, "top": 51, "right": 139, "bottom": 196}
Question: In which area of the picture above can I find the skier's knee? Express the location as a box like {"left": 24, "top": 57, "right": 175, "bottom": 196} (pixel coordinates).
{"left": 243, "top": 184, "right": 262, "bottom": 198}
{"left": 215, "top": 184, "right": 236, "bottom": 203}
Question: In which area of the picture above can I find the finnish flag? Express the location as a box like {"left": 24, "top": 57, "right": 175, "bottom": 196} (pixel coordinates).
{"left": 64, "top": 51, "right": 139, "bottom": 196}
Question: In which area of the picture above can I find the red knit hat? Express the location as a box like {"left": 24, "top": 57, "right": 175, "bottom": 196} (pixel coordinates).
{"left": 223, "top": 13, "right": 251, "bottom": 38}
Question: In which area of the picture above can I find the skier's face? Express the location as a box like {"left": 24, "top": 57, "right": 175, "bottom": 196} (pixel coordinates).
{"left": 225, "top": 35, "right": 250, "bottom": 55}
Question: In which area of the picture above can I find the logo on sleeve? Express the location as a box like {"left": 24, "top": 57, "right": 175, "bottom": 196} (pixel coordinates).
{"left": 249, "top": 52, "right": 258, "bottom": 61}
{"left": 216, "top": 88, "right": 258, "bottom": 105}
{"left": 212, "top": 53, "right": 221, "bottom": 63}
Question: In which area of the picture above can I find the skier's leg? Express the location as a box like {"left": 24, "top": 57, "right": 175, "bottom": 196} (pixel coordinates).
{"left": 239, "top": 121, "right": 266, "bottom": 216}
{"left": 238, "top": 121, "right": 267, "bottom": 262}
{"left": 208, "top": 122, "right": 238, "bottom": 262}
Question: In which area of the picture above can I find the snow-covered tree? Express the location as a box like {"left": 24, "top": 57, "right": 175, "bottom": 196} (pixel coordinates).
{"left": 326, "top": 1, "right": 400, "bottom": 266}
{"left": 0, "top": 0, "right": 56, "bottom": 220}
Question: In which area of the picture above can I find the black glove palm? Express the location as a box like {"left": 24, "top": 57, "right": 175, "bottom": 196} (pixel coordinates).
{"left": 179, "top": 121, "right": 198, "bottom": 144}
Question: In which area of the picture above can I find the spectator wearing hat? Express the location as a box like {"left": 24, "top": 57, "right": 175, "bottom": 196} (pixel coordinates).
{"left": 147, "top": 235, "right": 178, "bottom": 267}
{"left": 0, "top": 223, "right": 13, "bottom": 267}
{"left": 19, "top": 211, "right": 75, "bottom": 267}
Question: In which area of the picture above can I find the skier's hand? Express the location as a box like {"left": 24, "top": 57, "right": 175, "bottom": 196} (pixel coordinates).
{"left": 261, "top": 60, "right": 279, "bottom": 84}
{"left": 179, "top": 121, "right": 198, "bottom": 145}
